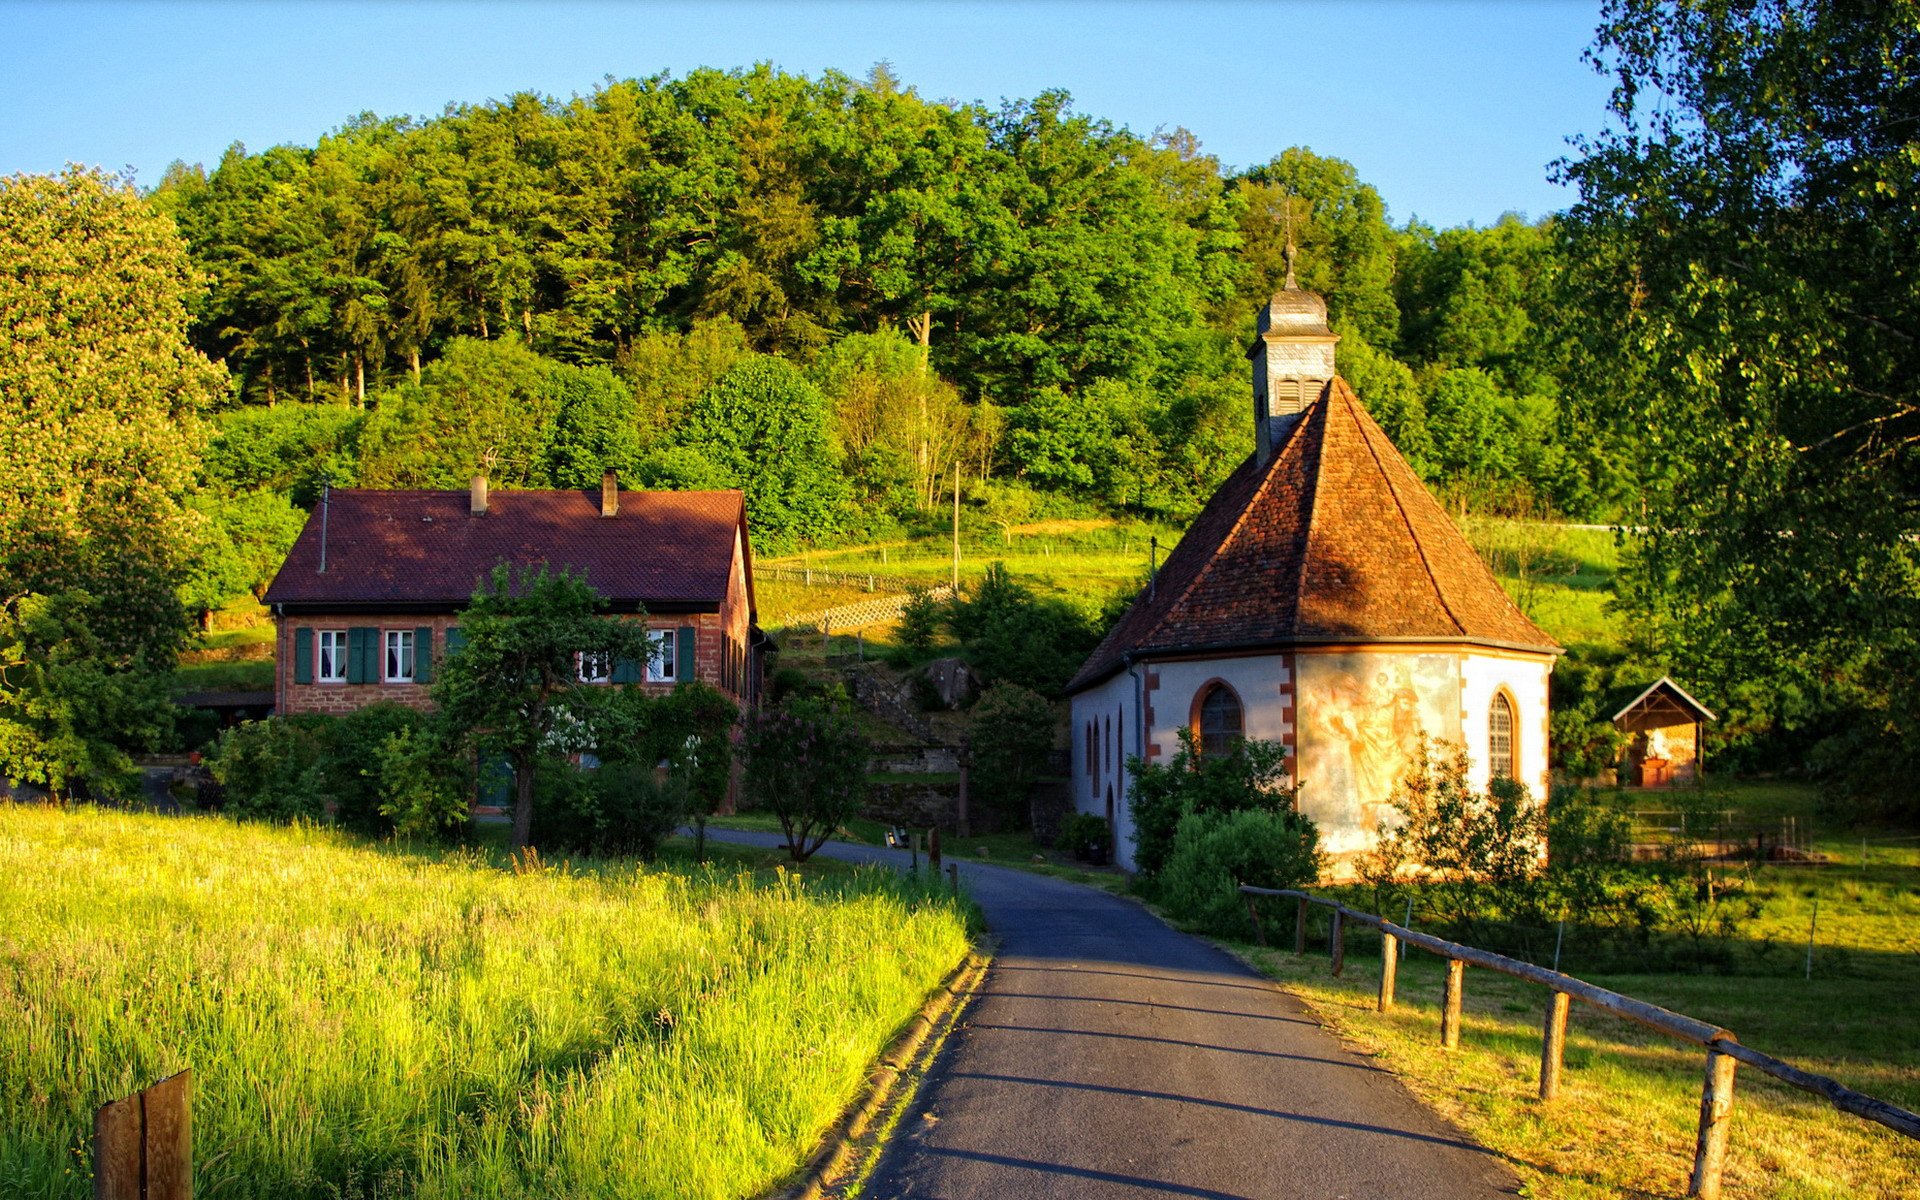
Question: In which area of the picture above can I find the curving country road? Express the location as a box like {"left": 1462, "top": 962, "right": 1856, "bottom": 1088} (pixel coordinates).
{"left": 705, "top": 830, "right": 1517, "bottom": 1199}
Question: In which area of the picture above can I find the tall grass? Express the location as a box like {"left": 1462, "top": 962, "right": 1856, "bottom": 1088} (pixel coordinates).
{"left": 0, "top": 806, "right": 971, "bottom": 1198}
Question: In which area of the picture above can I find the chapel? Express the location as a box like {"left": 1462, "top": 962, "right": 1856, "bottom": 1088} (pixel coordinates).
{"left": 1066, "top": 267, "right": 1561, "bottom": 874}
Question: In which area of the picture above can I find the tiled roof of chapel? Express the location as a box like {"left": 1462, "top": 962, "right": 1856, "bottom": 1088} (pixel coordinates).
{"left": 1066, "top": 377, "right": 1559, "bottom": 693}
{"left": 264, "top": 487, "right": 747, "bottom": 609}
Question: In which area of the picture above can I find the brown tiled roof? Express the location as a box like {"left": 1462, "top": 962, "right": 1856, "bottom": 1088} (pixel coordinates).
{"left": 1067, "top": 378, "right": 1559, "bottom": 693}
{"left": 264, "top": 488, "right": 747, "bottom": 610}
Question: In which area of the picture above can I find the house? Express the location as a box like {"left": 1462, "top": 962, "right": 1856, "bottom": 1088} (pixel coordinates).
{"left": 263, "top": 472, "right": 763, "bottom": 717}
{"left": 1066, "top": 271, "right": 1561, "bottom": 874}
{"left": 1611, "top": 677, "right": 1715, "bottom": 788}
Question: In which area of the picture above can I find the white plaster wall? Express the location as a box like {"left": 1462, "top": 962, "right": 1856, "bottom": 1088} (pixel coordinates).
{"left": 1069, "top": 671, "right": 1137, "bottom": 865}
{"left": 1460, "top": 653, "right": 1554, "bottom": 801}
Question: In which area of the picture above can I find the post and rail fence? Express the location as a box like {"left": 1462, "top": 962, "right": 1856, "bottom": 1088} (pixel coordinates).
{"left": 1240, "top": 886, "right": 1920, "bottom": 1200}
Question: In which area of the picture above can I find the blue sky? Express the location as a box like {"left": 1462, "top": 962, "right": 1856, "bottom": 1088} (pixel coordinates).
{"left": 1, "top": 1, "right": 1612, "bottom": 229}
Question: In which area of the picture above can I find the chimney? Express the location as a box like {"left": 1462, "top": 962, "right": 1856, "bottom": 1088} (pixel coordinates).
{"left": 470, "top": 474, "right": 488, "bottom": 516}
{"left": 1247, "top": 273, "right": 1339, "bottom": 466}
{"left": 600, "top": 469, "right": 619, "bottom": 518}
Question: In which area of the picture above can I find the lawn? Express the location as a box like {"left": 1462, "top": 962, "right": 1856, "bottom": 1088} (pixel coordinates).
{"left": 1230, "top": 851, "right": 1920, "bottom": 1199}
{"left": 0, "top": 806, "right": 973, "bottom": 1199}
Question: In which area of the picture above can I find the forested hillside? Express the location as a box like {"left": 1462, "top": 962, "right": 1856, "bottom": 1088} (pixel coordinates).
{"left": 12, "top": 1, "right": 1920, "bottom": 818}
{"left": 150, "top": 64, "right": 1612, "bottom": 565}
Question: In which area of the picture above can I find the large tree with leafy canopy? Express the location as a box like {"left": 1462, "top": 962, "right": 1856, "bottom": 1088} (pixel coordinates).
{"left": 432, "top": 565, "right": 656, "bottom": 851}
{"left": 0, "top": 168, "right": 225, "bottom": 792}
{"left": 1558, "top": 1, "right": 1920, "bottom": 808}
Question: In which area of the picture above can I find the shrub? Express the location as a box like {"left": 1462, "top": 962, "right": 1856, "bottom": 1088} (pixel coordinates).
{"left": 1054, "top": 812, "right": 1110, "bottom": 861}
{"left": 968, "top": 683, "right": 1054, "bottom": 829}
{"left": 375, "top": 725, "right": 468, "bottom": 839}
{"left": 205, "top": 717, "right": 331, "bottom": 821}
{"left": 1159, "top": 808, "right": 1324, "bottom": 937}
{"left": 741, "top": 696, "right": 870, "bottom": 862}
{"left": 945, "top": 562, "right": 1101, "bottom": 695}
{"left": 322, "top": 703, "right": 433, "bottom": 835}
{"left": 1127, "top": 728, "right": 1295, "bottom": 879}
{"left": 530, "top": 759, "right": 689, "bottom": 860}
{"left": 894, "top": 588, "right": 944, "bottom": 659}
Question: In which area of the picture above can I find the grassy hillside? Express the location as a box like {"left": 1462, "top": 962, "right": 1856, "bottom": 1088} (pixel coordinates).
{"left": 760, "top": 516, "right": 1622, "bottom": 652}
{"left": 0, "top": 807, "right": 971, "bottom": 1199}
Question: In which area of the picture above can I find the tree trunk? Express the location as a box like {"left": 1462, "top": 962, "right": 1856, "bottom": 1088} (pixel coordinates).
{"left": 355, "top": 355, "right": 365, "bottom": 407}
{"left": 510, "top": 757, "right": 536, "bottom": 853}
{"left": 409, "top": 349, "right": 421, "bottom": 382}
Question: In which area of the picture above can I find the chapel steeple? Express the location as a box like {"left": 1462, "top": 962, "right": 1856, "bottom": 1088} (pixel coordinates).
{"left": 1248, "top": 241, "right": 1339, "bottom": 465}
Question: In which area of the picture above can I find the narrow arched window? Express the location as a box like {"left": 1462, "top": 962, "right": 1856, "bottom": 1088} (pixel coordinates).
{"left": 1198, "top": 684, "right": 1243, "bottom": 758}
{"left": 1490, "top": 693, "right": 1516, "bottom": 779}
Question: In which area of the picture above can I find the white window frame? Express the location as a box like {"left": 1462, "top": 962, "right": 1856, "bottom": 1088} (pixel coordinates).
{"left": 648, "top": 629, "right": 676, "bottom": 683}
{"left": 317, "top": 629, "right": 348, "bottom": 683}
{"left": 578, "top": 650, "right": 612, "bottom": 685}
{"left": 385, "top": 629, "right": 415, "bottom": 684}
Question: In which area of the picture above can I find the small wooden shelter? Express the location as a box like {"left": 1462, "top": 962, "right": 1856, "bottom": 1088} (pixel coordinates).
{"left": 1612, "top": 677, "right": 1715, "bottom": 787}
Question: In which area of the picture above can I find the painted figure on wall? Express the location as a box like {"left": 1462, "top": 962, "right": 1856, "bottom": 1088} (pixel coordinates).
{"left": 1299, "top": 653, "right": 1462, "bottom": 854}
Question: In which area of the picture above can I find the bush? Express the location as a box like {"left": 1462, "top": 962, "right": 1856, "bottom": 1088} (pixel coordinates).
{"left": 741, "top": 696, "right": 869, "bottom": 862}
{"left": 322, "top": 703, "right": 434, "bottom": 835}
{"left": 968, "top": 683, "right": 1053, "bottom": 829}
{"left": 1054, "top": 812, "right": 1110, "bottom": 862}
{"left": 893, "top": 588, "right": 944, "bottom": 660}
{"left": 375, "top": 725, "right": 468, "bottom": 839}
{"left": 529, "top": 759, "right": 688, "bottom": 860}
{"left": 1127, "top": 728, "right": 1295, "bottom": 879}
{"left": 945, "top": 563, "right": 1101, "bottom": 695}
{"left": 205, "top": 717, "right": 331, "bottom": 821}
{"left": 1159, "top": 808, "right": 1324, "bottom": 937}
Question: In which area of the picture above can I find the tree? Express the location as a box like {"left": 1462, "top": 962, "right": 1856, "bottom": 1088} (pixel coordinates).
{"left": 1558, "top": 1, "right": 1920, "bottom": 808}
{"left": 740, "top": 695, "right": 870, "bottom": 862}
{"left": 968, "top": 683, "right": 1054, "bottom": 829}
{"left": 0, "top": 169, "right": 226, "bottom": 663}
{"left": 661, "top": 356, "right": 851, "bottom": 552}
{"left": 356, "top": 337, "right": 561, "bottom": 488}
{"left": 1126, "top": 728, "right": 1296, "bottom": 880}
{"left": 432, "top": 565, "right": 655, "bottom": 851}
{"left": 0, "top": 592, "right": 176, "bottom": 801}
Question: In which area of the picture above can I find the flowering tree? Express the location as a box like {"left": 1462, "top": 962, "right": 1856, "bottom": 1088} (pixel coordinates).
{"left": 741, "top": 696, "right": 870, "bottom": 862}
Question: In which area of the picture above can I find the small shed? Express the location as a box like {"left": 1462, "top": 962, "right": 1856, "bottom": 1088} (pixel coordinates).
{"left": 1612, "top": 677, "right": 1716, "bottom": 787}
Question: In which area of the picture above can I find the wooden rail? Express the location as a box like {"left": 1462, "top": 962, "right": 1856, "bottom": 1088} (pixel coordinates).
{"left": 1240, "top": 886, "right": 1920, "bottom": 1199}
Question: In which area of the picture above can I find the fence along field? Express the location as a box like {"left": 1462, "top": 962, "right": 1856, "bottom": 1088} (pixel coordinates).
{"left": 0, "top": 806, "right": 971, "bottom": 1199}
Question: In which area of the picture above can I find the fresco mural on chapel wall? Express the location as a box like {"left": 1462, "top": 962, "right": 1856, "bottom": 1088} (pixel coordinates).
{"left": 1297, "top": 652, "right": 1462, "bottom": 855}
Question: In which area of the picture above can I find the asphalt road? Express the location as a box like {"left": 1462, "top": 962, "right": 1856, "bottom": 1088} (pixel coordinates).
{"left": 703, "top": 830, "right": 1517, "bottom": 1200}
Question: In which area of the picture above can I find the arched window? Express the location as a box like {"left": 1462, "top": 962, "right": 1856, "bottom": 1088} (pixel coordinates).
{"left": 1197, "top": 684, "right": 1244, "bottom": 757}
{"left": 1489, "top": 693, "right": 1516, "bottom": 779}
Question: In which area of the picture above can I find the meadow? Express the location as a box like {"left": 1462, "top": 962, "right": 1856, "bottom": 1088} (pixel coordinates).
{"left": 0, "top": 806, "right": 972, "bottom": 1199}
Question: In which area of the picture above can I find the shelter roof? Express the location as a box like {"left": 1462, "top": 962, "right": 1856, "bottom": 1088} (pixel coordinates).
{"left": 264, "top": 487, "right": 747, "bottom": 610}
{"left": 1610, "top": 677, "right": 1717, "bottom": 725}
{"left": 1067, "top": 377, "right": 1560, "bottom": 693}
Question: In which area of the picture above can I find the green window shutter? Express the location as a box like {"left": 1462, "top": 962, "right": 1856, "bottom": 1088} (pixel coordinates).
{"left": 293, "top": 628, "right": 314, "bottom": 685}
{"left": 445, "top": 626, "right": 466, "bottom": 656}
{"left": 348, "top": 627, "right": 377, "bottom": 684}
{"left": 611, "top": 654, "right": 639, "bottom": 684}
{"left": 676, "top": 626, "right": 697, "bottom": 683}
{"left": 414, "top": 627, "right": 434, "bottom": 684}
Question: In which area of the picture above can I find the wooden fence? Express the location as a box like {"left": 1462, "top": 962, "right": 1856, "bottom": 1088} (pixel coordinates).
{"left": 93, "top": 1069, "right": 191, "bottom": 1200}
{"left": 1239, "top": 887, "right": 1920, "bottom": 1200}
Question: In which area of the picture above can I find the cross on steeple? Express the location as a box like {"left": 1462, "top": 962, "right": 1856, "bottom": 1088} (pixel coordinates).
{"left": 1282, "top": 195, "right": 1299, "bottom": 290}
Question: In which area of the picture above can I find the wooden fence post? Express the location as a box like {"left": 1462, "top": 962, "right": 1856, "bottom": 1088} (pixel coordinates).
{"left": 1245, "top": 894, "right": 1267, "bottom": 947}
{"left": 1378, "top": 930, "right": 1398, "bottom": 1012}
{"left": 94, "top": 1069, "right": 190, "bottom": 1200}
{"left": 1440, "top": 959, "right": 1465, "bottom": 1050}
{"left": 1294, "top": 896, "right": 1309, "bottom": 956}
{"left": 1539, "top": 991, "right": 1571, "bottom": 1101}
{"left": 1688, "top": 1046, "right": 1738, "bottom": 1199}
{"left": 1330, "top": 908, "right": 1346, "bottom": 977}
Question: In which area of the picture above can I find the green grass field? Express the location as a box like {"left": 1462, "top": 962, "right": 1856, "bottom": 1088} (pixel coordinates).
{"left": 0, "top": 806, "right": 972, "bottom": 1199}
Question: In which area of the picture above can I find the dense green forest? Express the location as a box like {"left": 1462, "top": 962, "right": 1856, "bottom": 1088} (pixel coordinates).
{"left": 6, "top": 0, "right": 1920, "bottom": 817}
{"left": 147, "top": 63, "right": 1608, "bottom": 555}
